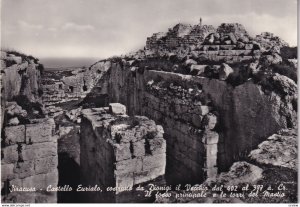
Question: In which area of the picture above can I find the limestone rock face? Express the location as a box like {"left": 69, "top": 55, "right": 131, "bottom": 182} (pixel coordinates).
{"left": 260, "top": 53, "right": 282, "bottom": 65}
{"left": 225, "top": 80, "right": 297, "bottom": 168}
{"left": 255, "top": 32, "right": 289, "bottom": 51}
{"left": 205, "top": 161, "right": 263, "bottom": 187}
{"left": 249, "top": 129, "right": 297, "bottom": 170}
{"left": 270, "top": 73, "right": 297, "bottom": 96}
{"left": 1, "top": 51, "right": 42, "bottom": 102}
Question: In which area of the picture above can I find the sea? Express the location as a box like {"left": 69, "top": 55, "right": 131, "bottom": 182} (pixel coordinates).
{"left": 40, "top": 57, "right": 101, "bottom": 70}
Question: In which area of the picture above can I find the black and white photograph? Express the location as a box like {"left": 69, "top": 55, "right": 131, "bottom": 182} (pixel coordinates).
{"left": 0, "top": 0, "right": 298, "bottom": 205}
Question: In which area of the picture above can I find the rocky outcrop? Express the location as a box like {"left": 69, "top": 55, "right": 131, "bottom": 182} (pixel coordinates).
{"left": 1, "top": 51, "right": 43, "bottom": 102}
{"left": 205, "top": 161, "right": 263, "bottom": 187}
{"left": 255, "top": 32, "right": 289, "bottom": 51}
{"left": 249, "top": 128, "right": 297, "bottom": 170}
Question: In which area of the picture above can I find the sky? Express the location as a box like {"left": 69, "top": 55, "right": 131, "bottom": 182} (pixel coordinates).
{"left": 1, "top": 0, "right": 298, "bottom": 59}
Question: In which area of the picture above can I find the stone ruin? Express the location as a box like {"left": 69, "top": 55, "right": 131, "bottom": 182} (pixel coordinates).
{"left": 0, "top": 21, "right": 297, "bottom": 203}
{"left": 1, "top": 118, "right": 58, "bottom": 203}
{"left": 146, "top": 22, "right": 216, "bottom": 51}
{"left": 80, "top": 103, "right": 166, "bottom": 202}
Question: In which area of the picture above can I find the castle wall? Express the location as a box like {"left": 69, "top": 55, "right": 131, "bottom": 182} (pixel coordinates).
{"left": 84, "top": 61, "right": 296, "bottom": 181}
{"left": 1, "top": 118, "right": 58, "bottom": 203}
{"left": 85, "top": 64, "right": 220, "bottom": 184}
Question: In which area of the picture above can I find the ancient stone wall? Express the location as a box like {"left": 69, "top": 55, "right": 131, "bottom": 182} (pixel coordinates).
{"left": 1, "top": 118, "right": 58, "bottom": 203}
{"left": 80, "top": 105, "right": 166, "bottom": 202}
{"left": 85, "top": 60, "right": 296, "bottom": 180}
{"left": 84, "top": 63, "right": 220, "bottom": 184}
{"left": 146, "top": 24, "right": 216, "bottom": 51}
{"left": 142, "top": 70, "right": 296, "bottom": 169}
{"left": 141, "top": 79, "right": 219, "bottom": 184}
{"left": 41, "top": 61, "right": 112, "bottom": 109}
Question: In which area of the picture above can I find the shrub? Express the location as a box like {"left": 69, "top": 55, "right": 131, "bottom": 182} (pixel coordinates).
{"left": 280, "top": 46, "right": 297, "bottom": 60}
{"left": 37, "top": 64, "right": 45, "bottom": 75}
{"left": 271, "top": 63, "right": 297, "bottom": 83}
{"left": 5, "top": 59, "right": 17, "bottom": 67}
{"left": 13, "top": 95, "right": 45, "bottom": 119}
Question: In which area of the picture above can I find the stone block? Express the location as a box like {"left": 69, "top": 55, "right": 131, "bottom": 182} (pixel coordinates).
{"left": 25, "top": 119, "right": 55, "bottom": 144}
{"left": 115, "top": 158, "right": 142, "bottom": 175}
{"left": 225, "top": 40, "right": 232, "bottom": 45}
{"left": 209, "top": 45, "right": 220, "bottom": 51}
{"left": 235, "top": 50, "right": 252, "bottom": 56}
{"left": 133, "top": 140, "right": 145, "bottom": 157}
{"left": 1, "top": 145, "right": 18, "bottom": 164}
{"left": 114, "top": 143, "right": 131, "bottom": 161}
{"left": 149, "top": 138, "right": 166, "bottom": 154}
{"left": 116, "top": 173, "right": 134, "bottom": 189}
{"left": 142, "top": 153, "right": 165, "bottom": 171}
{"left": 202, "top": 131, "right": 219, "bottom": 145}
{"left": 190, "top": 64, "right": 207, "bottom": 76}
{"left": 245, "top": 44, "right": 253, "bottom": 50}
{"left": 44, "top": 170, "right": 59, "bottom": 187}
{"left": 229, "top": 33, "right": 237, "bottom": 44}
{"left": 22, "top": 174, "right": 46, "bottom": 189}
{"left": 219, "top": 50, "right": 236, "bottom": 56}
{"left": 10, "top": 178, "right": 22, "bottom": 187}
{"left": 241, "top": 56, "right": 253, "bottom": 61}
{"left": 22, "top": 170, "right": 58, "bottom": 190}
{"left": 4, "top": 125, "right": 25, "bottom": 145}
{"left": 185, "top": 59, "right": 197, "bottom": 66}
{"left": 109, "top": 103, "right": 127, "bottom": 115}
{"left": 35, "top": 192, "right": 57, "bottom": 203}
{"left": 22, "top": 142, "right": 57, "bottom": 161}
{"left": 13, "top": 160, "right": 35, "bottom": 179}
{"left": 148, "top": 167, "right": 165, "bottom": 180}
{"left": 2, "top": 192, "right": 36, "bottom": 203}
{"left": 253, "top": 50, "right": 261, "bottom": 56}
{"left": 35, "top": 156, "right": 58, "bottom": 174}
{"left": 206, "top": 51, "right": 219, "bottom": 55}
{"left": 133, "top": 171, "right": 150, "bottom": 185}
{"left": 219, "top": 45, "right": 235, "bottom": 50}
{"left": 1, "top": 163, "right": 15, "bottom": 180}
